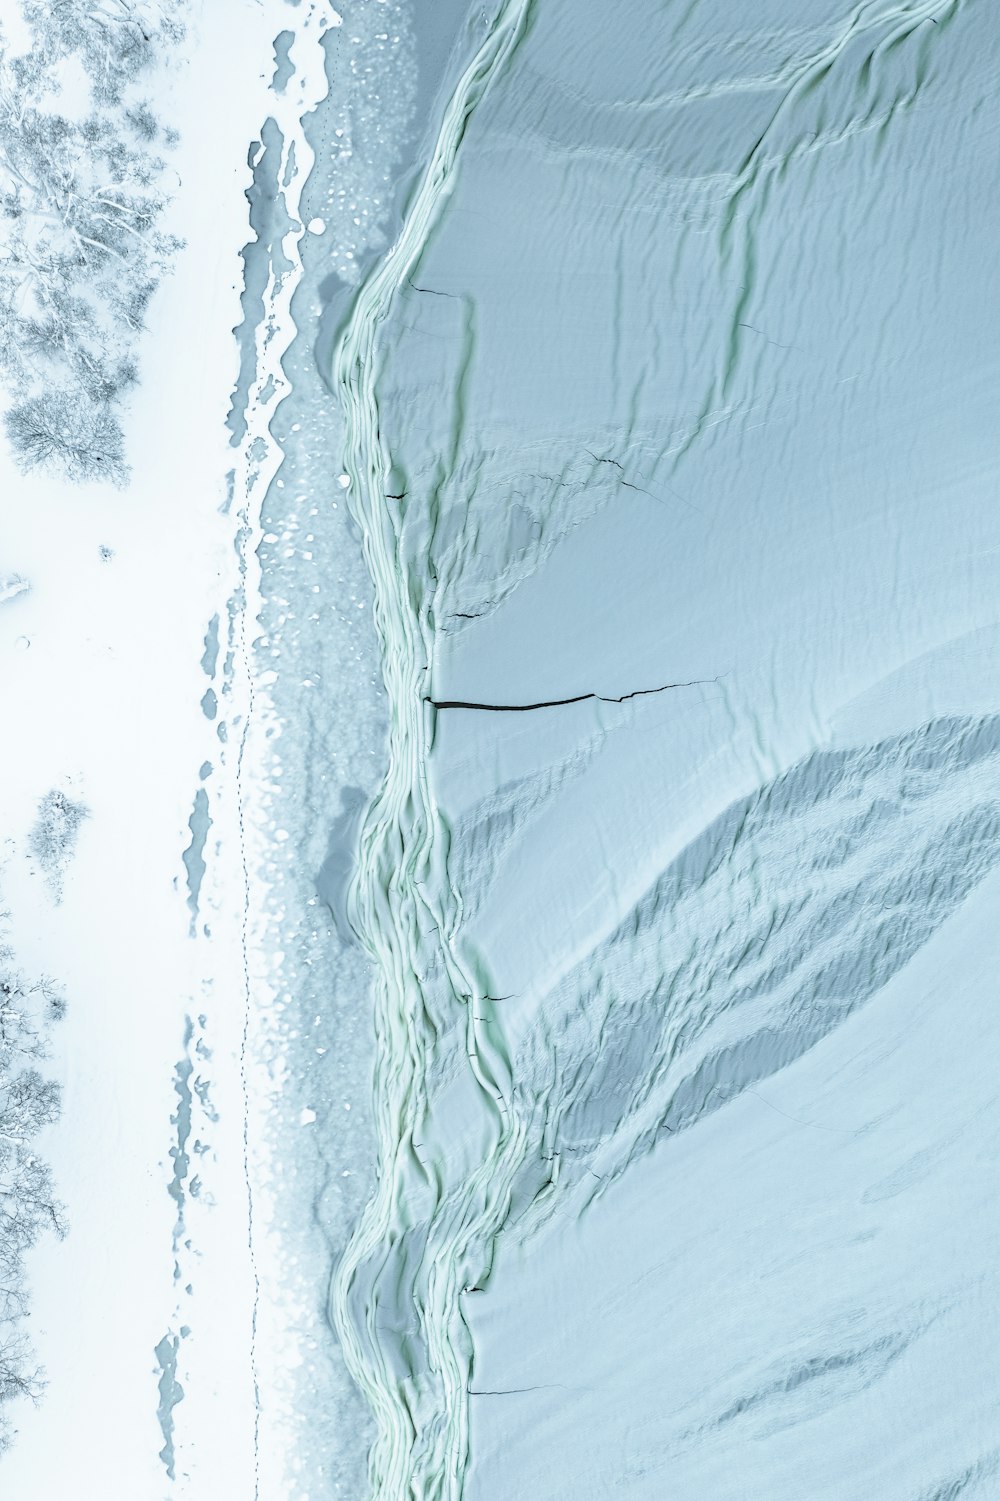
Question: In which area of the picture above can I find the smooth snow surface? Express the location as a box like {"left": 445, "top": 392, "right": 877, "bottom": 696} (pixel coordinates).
{"left": 328, "top": 2, "right": 1000, "bottom": 1499}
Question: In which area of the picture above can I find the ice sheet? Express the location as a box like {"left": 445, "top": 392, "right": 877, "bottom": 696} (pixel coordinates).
{"left": 329, "top": 1, "right": 1000, "bottom": 1497}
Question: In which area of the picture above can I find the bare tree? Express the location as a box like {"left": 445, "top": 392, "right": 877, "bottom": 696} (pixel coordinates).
{"left": 6, "top": 390, "right": 128, "bottom": 484}
{"left": 0, "top": 1332, "right": 45, "bottom": 1456}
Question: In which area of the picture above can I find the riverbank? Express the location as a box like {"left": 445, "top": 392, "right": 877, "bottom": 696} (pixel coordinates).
{"left": 0, "top": 3, "right": 306, "bottom": 1493}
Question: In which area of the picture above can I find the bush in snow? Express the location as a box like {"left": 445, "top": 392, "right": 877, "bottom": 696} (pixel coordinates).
{"left": 28, "top": 789, "right": 89, "bottom": 903}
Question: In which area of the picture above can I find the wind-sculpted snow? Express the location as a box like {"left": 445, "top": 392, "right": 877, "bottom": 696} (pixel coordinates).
{"left": 332, "top": 0, "right": 1000, "bottom": 1497}
{"left": 443, "top": 729, "right": 604, "bottom": 927}
{"left": 391, "top": 427, "right": 670, "bottom": 637}
{"left": 509, "top": 714, "right": 1000, "bottom": 1214}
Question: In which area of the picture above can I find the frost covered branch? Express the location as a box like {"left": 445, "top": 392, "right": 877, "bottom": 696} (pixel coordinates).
{"left": 0, "top": 0, "right": 186, "bottom": 484}
{"left": 0, "top": 929, "right": 65, "bottom": 1455}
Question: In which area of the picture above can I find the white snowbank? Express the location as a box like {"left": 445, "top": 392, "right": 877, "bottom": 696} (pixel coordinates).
{"left": 0, "top": 2, "right": 313, "bottom": 1495}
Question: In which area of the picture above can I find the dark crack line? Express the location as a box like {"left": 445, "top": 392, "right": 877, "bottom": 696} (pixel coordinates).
{"left": 427, "top": 676, "right": 721, "bottom": 713}
{"left": 583, "top": 448, "right": 703, "bottom": 514}
{"left": 584, "top": 448, "right": 657, "bottom": 499}
{"left": 468, "top": 1384, "right": 565, "bottom": 1396}
{"left": 737, "top": 321, "right": 794, "bottom": 351}
{"left": 747, "top": 1088, "right": 853, "bottom": 1135}
{"left": 407, "top": 278, "right": 459, "bottom": 299}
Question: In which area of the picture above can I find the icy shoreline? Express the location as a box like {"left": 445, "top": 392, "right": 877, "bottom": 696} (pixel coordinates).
{"left": 0, "top": 2, "right": 327, "bottom": 1493}
{"left": 328, "top": 8, "right": 537, "bottom": 1498}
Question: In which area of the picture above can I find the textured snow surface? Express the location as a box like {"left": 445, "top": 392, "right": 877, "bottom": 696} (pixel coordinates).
{"left": 328, "top": 1, "right": 1000, "bottom": 1498}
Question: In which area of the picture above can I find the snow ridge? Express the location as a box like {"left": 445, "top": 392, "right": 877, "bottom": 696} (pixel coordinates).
{"left": 328, "top": 5, "right": 536, "bottom": 1498}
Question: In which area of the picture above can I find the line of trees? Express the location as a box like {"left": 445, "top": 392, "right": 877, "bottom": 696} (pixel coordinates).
{"left": 0, "top": 1, "right": 186, "bottom": 484}
{"left": 0, "top": 928, "right": 65, "bottom": 1455}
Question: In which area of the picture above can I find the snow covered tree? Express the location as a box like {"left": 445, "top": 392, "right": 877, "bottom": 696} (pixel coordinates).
{"left": 0, "top": 939, "right": 65, "bottom": 1455}
{"left": 0, "top": 0, "right": 186, "bottom": 484}
{"left": 19, "top": 1, "right": 185, "bottom": 103}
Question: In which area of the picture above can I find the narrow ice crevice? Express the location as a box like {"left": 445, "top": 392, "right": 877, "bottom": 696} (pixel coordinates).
{"left": 427, "top": 674, "right": 720, "bottom": 712}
